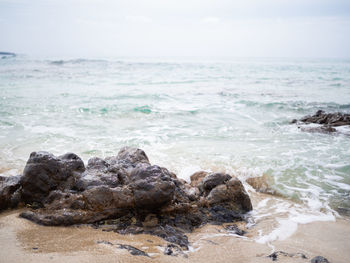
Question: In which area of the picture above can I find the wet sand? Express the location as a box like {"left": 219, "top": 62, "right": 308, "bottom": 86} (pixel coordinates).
{"left": 0, "top": 208, "right": 349, "bottom": 263}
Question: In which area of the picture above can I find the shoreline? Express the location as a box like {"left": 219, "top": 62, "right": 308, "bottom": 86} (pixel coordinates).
{"left": 1, "top": 203, "right": 349, "bottom": 263}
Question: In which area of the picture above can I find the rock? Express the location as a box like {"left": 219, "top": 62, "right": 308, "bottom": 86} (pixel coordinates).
{"left": 116, "top": 146, "right": 150, "bottom": 164}
{"left": 246, "top": 174, "right": 278, "bottom": 195}
{"left": 310, "top": 256, "right": 330, "bottom": 263}
{"left": 20, "top": 151, "right": 84, "bottom": 204}
{"left": 190, "top": 171, "right": 209, "bottom": 187}
{"left": 208, "top": 205, "right": 243, "bottom": 224}
{"left": 164, "top": 243, "right": 187, "bottom": 257}
{"left": 3, "top": 146, "right": 252, "bottom": 252}
{"left": 224, "top": 224, "right": 246, "bottom": 236}
{"left": 116, "top": 244, "right": 150, "bottom": 257}
{"left": 199, "top": 173, "right": 232, "bottom": 194}
{"left": 82, "top": 185, "right": 133, "bottom": 211}
{"left": 74, "top": 157, "right": 125, "bottom": 191}
{"left": 294, "top": 110, "right": 350, "bottom": 134}
{"left": 130, "top": 165, "right": 176, "bottom": 210}
{"left": 300, "top": 126, "right": 337, "bottom": 134}
{"left": 0, "top": 175, "right": 22, "bottom": 210}
{"left": 268, "top": 251, "right": 307, "bottom": 261}
{"left": 148, "top": 225, "right": 189, "bottom": 249}
{"left": 207, "top": 178, "right": 252, "bottom": 213}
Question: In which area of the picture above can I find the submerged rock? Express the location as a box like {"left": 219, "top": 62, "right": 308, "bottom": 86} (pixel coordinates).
{"left": 300, "top": 110, "right": 350, "bottom": 126}
{"left": 293, "top": 110, "right": 350, "bottom": 134}
{"left": 0, "top": 146, "right": 253, "bottom": 251}
{"left": 246, "top": 174, "right": 278, "bottom": 196}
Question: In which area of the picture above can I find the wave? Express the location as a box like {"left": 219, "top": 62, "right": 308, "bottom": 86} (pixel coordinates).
{"left": 234, "top": 100, "right": 350, "bottom": 113}
{"left": 49, "top": 58, "right": 109, "bottom": 65}
{"left": 133, "top": 105, "right": 152, "bottom": 114}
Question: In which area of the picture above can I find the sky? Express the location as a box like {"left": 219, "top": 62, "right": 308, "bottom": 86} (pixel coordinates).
{"left": 0, "top": 0, "right": 350, "bottom": 58}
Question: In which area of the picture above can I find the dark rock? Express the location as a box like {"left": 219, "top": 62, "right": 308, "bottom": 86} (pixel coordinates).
{"left": 310, "top": 256, "right": 330, "bottom": 263}
{"left": 294, "top": 110, "right": 350, "bottom": 134}
{"left": 148, "top": 225, "right": 189, "bottom": 249}
{"left": 130, "top": 165, "right": 175, "bottom": 210}
{"left": 164, "top": 243, "right": 187, "bottom": 257}
{"left": 97, "top": 240, "right": 113, "bottom": 246}
{"left": 116, "top": 244, "right": 150, "bottom": 257}
{"left": 207, "top": 178, "right": 252, "bottom": 213}
{"left": 268, "top": 251, "right": 307, "bottom": 261}
{"left": 208, "top": 205, "right": 243, "bottom": 224}
{"left": 199, "top": 173, "right": 232, "bottom": 194}
{"left": 0, "top": 175, "right": 22, "bottom": 210}
{"left": 3, "top": 146, "right": 252, "bottom": 252}
{"left": 116, "top": 146, "right": 150, "bottom": 166}
{"left": 20, "top": 151, "right": 84, "bottom": 204}
{"left": 224, "top": 224, "right": 246, "bottom": 236}
{"left": 300, "top": 126, "right": 337, "bottom": 134}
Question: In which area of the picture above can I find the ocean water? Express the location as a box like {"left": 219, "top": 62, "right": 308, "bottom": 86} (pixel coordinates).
{"left": 1, "top": 55, "right": 350, "bottom": 241}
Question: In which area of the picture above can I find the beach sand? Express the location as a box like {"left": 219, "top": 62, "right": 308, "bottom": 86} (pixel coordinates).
{"left": 0, "top": 207, "right": 349, "bottom": 263}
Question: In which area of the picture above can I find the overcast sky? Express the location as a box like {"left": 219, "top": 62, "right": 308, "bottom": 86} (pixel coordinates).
{"left": 1, "top": 0, "right": 350, "bottom": 58}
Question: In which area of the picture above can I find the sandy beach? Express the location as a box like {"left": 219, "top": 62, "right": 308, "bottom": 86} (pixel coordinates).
{"left": 1, "top": 199, "right": 349, "bottom": 263}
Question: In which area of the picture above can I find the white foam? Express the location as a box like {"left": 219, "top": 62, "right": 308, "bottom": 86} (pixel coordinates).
{"left": 255, "top": 206, "right": 336, "bottom": 244}
{"left": 177, "top": 165, "right": 207, "bottom": 182}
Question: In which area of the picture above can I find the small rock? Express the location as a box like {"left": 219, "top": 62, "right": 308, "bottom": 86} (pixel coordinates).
{"left": 163, "top": 243, "right": 187, "bottom": 257}
{"left": 311, "top": 256, "right": 330, "bottom": 263}
{"left": 117, "top": 244, "right": 150, "bottom": 257}
{"left": 268, "top": 251, "right": 307, "bottom": 261}
{"left": 224, "top": 224, "right": 246, "bottom": 236}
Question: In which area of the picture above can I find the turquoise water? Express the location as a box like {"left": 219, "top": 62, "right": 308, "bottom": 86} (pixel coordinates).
{"left": 1, "top": 56, "right": 350, "bottom": 218}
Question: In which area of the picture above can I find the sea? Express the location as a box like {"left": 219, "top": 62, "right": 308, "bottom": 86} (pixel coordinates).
{"left": 1, "top": 55, "right": 350, "bottom": 244}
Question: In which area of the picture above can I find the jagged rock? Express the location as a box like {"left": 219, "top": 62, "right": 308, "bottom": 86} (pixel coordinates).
{"left": 293, "top": 110, "right": 350, "bottom": 134}
{"left": 74, "top": 157, "right": 127, "bottom": 191}
{"left": 0, "top": 175, "right": 22, "bottom": 210}
{"left": 2, "top": 146, "right": 252, "bottom": 251}
{"left": 116, "top": 146, "right": 150, "bottom": 165}
{"left": 20, "top": 151, "right": 84, "bottom": 204}
{"left": 207, "top": 178, "right": 252, "bottom": 212}
{"left": 300, "top": 110, "right": 350, "bottom": 126}
{"left": 130, "top": 165, "right": 176, "bottom": 210}
{"left": 199, "top": 173, "right": 232, "bottom": 194}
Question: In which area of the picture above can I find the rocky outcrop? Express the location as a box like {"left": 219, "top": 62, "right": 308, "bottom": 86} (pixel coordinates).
{"left": 0, "top": 147, "right": 252, "bottom": 250}
{"left": 292, "top": 110, "right": 350, "bottom": 134}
